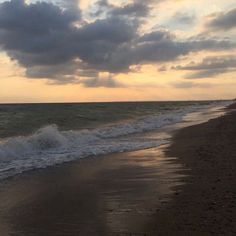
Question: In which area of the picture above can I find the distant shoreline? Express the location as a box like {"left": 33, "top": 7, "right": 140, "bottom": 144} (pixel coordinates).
{"left": 0, "top": 99, "right": 232, "bottom": 106}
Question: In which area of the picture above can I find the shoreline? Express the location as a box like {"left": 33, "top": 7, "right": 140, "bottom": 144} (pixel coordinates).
{"left": 151, "top": 103, "right": 236, "bottom": 235}
{"left": 0, "top": 103, "right": 235, "bottom": 235}
{"left": 0, "top": 102, "right": 229, "bottom": 181}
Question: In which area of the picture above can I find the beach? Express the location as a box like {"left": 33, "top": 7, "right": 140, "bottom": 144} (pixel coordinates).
{"left": 152, "top": 102, "right": 236, "bottom": 235}
{"left": 0, "top": 103, "right": 235, "bottom": 235}
{"left": 0, "top": 0, "right": 235, "bottom": 234}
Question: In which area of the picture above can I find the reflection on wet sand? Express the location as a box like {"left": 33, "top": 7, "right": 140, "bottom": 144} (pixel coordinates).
{"left": 0, "top": 145, "right": 185, "bottom": 235}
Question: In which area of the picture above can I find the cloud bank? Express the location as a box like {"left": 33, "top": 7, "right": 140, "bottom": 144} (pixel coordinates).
{"left": 173, "top": 55, "right": 236, "bottom": 79}
{"left": 0, "top": 0, "right": 235, "bottom": 85}
{"left": 206, "top": 8, "right": 236, "bottom": 31}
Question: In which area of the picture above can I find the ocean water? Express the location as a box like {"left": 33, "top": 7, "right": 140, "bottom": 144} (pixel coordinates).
{"left": 0, "top": 101, "right": 231, "bottom": 180}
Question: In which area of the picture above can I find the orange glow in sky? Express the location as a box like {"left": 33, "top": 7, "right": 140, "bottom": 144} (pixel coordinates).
{"left": 0, "top": 0, "right": 235, "bottom": 102}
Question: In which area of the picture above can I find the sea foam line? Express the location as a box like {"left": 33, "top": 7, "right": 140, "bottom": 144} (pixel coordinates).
{"left": 0, "top": 101, "right": 232, "bottom": 180}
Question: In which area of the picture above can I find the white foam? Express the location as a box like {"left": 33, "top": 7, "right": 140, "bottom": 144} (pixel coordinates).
{"left": 0, "top": 101, "right": 232, "bottom": 180}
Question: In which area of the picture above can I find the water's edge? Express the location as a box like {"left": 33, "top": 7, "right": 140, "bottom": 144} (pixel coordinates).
{"left": 0, "top": 101, "right": 232, "bottom": 180}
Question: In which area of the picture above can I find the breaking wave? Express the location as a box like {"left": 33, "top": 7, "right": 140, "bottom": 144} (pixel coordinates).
{"left": 0, "top": 101, "right": 231, "bottom": 180}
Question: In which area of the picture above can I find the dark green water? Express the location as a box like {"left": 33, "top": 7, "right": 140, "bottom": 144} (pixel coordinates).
{"left": 0, "top": 101, "right": 213, "bottom": 139}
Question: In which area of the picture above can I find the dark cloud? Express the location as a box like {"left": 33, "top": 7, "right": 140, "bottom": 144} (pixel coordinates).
{"left": 25, "top": 62, "right": 79, "bottom": 80}
{"left": 173, "top": 55, "right": 236, "bottom": 78}
{"left": 127, "top": 34, "right": 233, "bottom": 65}
{"left": 185, "top": 69, "right": 230, "bottom": 79}
{"left": 138, "top": 30, "right": 174, "bottom": 42}
{"left": 77, "top": 17, "right": 137, "bottom": 43}
{"left": 206, "top": 8, "right": 236, "bottom": 31}
{"left": 0, "top": 0, "right": 138, "bottom": 80}
{"left": 174, "top": 56, "right": 236, "bottom": 70}
{"left": 111, "top": 2, "right": 149, "bottom": 17}
{"left": 0, "top": 0, "right": 80, "bottom": 34}
{"left": 0, "top": 0, "right": 235, "bottom": 85}
{"left": 0, "top": 0, "right": 80, "bottom": 70}
{"left": 186, "top": 36, "right": 233, "bottom": 51}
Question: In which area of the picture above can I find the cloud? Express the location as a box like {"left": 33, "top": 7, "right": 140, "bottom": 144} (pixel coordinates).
{"left": 79, "top": 73, "right": 125, "bottom": 88}
{"left": 173, "top": 11, "right": 196, "bottom": 25}
{"left": 126, "top": 34, "right": 233, "bottom": 65}
{"left": 59, "top": 0, "right": 80, "bottom": 10}
{"left": 174, "top": 55, "right": 236, "bottom": 70}
{"left": 172, "top": 81, "right": 212, "bottom": 88}
{"left": 206, "top": 8, "right": 236, "bottom": 31}
{"left": 138, "top": 30, "right": 174, "bottom": 42}
{"left": 173, "top": 55, "right": 236, "bottom": 79}
{"left": 0, "top": 0, "right": 80, "bottom": 33}
{"left": 0, "top": 0, "right": 235, "bottom": 85}
{"left": 185, "top": 69, "right": 229, "bottom": 79}
{"left": 93, "top": 0, "right": 153, "bottom": 18}
{"left": 0, "top": 0, "right": 80, "bottom": 65}
{"left": 80, "top": 76, "right": 124, "bottom": 88}
{"left": 0, "top": 0, "right": 138, "bottom": 80}
{"left": 111, "top": 2, "right": 150, "bottom": 17}
{"left": 25, "top": 61, "right": 79, "bottom": 80}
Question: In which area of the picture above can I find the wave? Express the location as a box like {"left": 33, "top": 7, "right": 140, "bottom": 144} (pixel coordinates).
{"left": 0, "top": 101, "right": 232, "bottom": 180}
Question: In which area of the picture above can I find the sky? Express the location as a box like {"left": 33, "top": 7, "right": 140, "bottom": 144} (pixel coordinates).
{"left": 0, "top": 0, "right": 236, "bottom": 103}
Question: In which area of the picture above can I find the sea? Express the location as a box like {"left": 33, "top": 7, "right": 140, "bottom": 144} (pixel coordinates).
{"left": 0, "top": 100, "right": 232, "bottom": 180}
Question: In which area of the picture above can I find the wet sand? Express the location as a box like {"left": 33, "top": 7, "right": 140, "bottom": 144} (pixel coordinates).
{"left": 0, "top": 146, "right": 185, "bottom": 236}
{"left": 0, "top": 104, "right": 235, "bottom": 235}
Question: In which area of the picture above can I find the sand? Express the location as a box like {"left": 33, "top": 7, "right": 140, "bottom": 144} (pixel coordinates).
{"left": 0, "top": 103, "right": 235, "bottom": 235}
{"left": 0, "top": 146, "right": 185, "bottom": 236}
{"left": 152, "top": 103, "right": 236, "bottom": 235}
